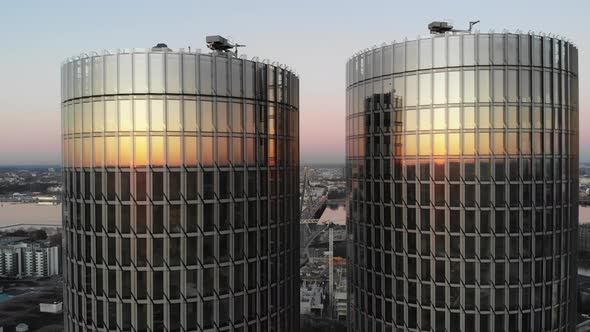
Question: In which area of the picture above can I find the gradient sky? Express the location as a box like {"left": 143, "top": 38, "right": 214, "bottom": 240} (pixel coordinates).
{"left": 0, "top": 0, "right": 589, "bottom": 165}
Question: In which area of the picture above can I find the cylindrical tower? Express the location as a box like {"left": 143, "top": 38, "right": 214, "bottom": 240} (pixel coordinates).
{"left": 346, "top": 30, "right": 578, "bottom": 331}
{"left": 61, "top": 42, "right": 300, "bottom": 331}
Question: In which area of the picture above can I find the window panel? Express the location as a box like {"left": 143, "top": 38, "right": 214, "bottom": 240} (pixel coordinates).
{"left": 202, "top": 136, "right": 214, "bottom": 166}
{"left": 134, "top": 99, "right": 148, "bottom": 131}
{"left": 94, "top": 137, "right": 104, "bottom": 167}
{"left": 216, "top": 57, "right": 228, "bottom": 95}
{"left": 448, "top": 107, "right": 460, "bottom": 130}
{"left": 507, "top": 35, "right": 518, "bottom": 65}
{"left": 493, "top": 70, "right": 504, "bottom": 102}
{"left": 184, "top": 137, "right": 198, "bottom": 166}
{"left": 433, "top": 133, "right": 446, "bottom": 155}
{"left": 182, "top": 54, "right": 197, "bottom": 94}
{"left": 104, "top": 55, "right": 117, "bottom": 94}
{"left": 406, "top": 41, "right": 417, "bottom": 71}
{"left": 405, "top": 109, "right": 417, "bottom": 131}
{"left": 492, "top": 35, "right": 504, "bottom": 65}
{"left": 464, "top": 133, "right": 475, "bottom": 155}
{"left": 521, "top": 106, "right": 531, "bottom": 128}
{"left": 520, "top": 35, "right": 530, "bottom": 65}
{"left": 433, "top": 108, "right": 446, "bottom": 130}
{"left": 419, "top": 134, "right": 431, "bottom": 155}
{"left": 464, "top": 107, "right": 475, "bottom": 129}
{"left": 134, "top": 137, "right": 148, "bottom": 167}
{"left": 449, "top": 36, "right": 460, "bottom": 66}
{"left": 463, "top": 70, "right": 475, "bottom": 103}
{"left": 119, "top": 100, "right": 132, "bottom": 131}
{"left": 118, "top": 54, "right": 132, "bottom": 93}
{"left": 167, "top": 99, "right": 182, "bottom": 131}
{"left": 479, "top": 132, "right": 490, "bottom": 155}
{"left": 463, "top": 35, "right": 475, "bottom": 66}
{"left": 433, "top": 37, "right": 446, "bottom": 67}
{"left": 166, "top": 54, "right": 181, "bottom": 93}
{"left": 419, "top": 73, "right": 431, "bottom": 105}
{"left": 406, "top": 75, "right": 417, "bottom": 107}
{"left": 478, "top": 70, "right": 490, "bottom": 102}
{"left": 150, "top": 136, "right": 164, "bottom": 166}
{"left": 149, "top": 53, "right": 164, "bottom": 93}
{"left": 448, "top": 71, "right": 460, "bottom": 103}
{"left": 201, "top": 101, "right": 214, "bottom": 132}
{"left": 105, "top": 137, "right": 118, "bottom": 166}
{"left": 82, "top": 102, "right": 92, "bottom": 133}
{"left": 448, "top": 134, "right": 460, "bottom": 155}
{"left": 419, "top": 109, "right": 431, "bottom": 130}
{"left": 493, "top": 106, "right": 504, "bottom": 129}
{"left": 405, "top": 134, "right": 417, "bottom": 155}
{"left": 478, "top": 35, "right": 490, "bottom": 65}
{"left": 479, "top": 106, "right": 490, "bottom": 129}
{"left": 133, "top": 53, "right": 148, "bottom": 93}
{"left": 394, "top": 43, "right": 405, "bottom": 73}
{"left": 419, "top": 39, "right": 432, "bottom": 69}
{"left": 184, "top": 100, "right": 198, "bottom": 131}
{"left": 494, "top": 133, "right": 504, "bottom": 154}
{"left": 150, "top": 100, "right": 165, "bottom": 131}
{"left": 433, "top": 72, "right": 446, "bottom": 104}
{"left": 508, "top": 133, "right": 519, "bottom": 154}
{"left": 217, "top": 102, "right": 229, "bottom": 133}
{"left": 532, "top": 71, "right": 542, "bottom": 103}
{"left": 200, "top": 56, "right": 212, "bottom": 95}
{"left": 119, "top": 136, "right": 132, "bottom": 167}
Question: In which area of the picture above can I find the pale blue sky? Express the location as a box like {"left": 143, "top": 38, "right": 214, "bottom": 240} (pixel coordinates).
{"left": 0, "top": 0, "right": 588, "bottom": 164}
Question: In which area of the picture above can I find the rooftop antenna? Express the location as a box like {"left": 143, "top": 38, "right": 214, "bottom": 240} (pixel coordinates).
{"left": 206, "top": 35, "right": 246, "bottom": 56}
{"left": 468, "top": 20, "right": 480, "bottom": 32}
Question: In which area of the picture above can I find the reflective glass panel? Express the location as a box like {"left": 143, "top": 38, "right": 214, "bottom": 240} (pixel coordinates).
{"left": 478, "top": 70, "right": 490, "bottom": 102}
{"left": 448, "top": 107, "right": 460, "bottom": 129}
{"left": 167, "top": 100, "right": 182, "bottom": 131}
{"left": 201, "top": 101, "right": 214, "bottom": 132}
{"left": 433, "top": 37, "right": 446, "bottom": 68}
{"left": 448, "top": 72, "right": 460, "bottom": 103}
{"left": 150, "top": 100, "right": 165, "bottom": 131}
{"left": 463, "top": 71, "right": 475, "bottom": 103}
{"left": 433, "top": 108, "right": 446, "bottom": 130}
{"left": 464, "top": 107, "right": 475, "bottom": 129}
{"left": 105, "top": 100, "right": 117, "bottom": 132}
{"left": 433, "top": 72, "right": 446, "bottom": 104}
{"left": 406, "top": 75, "right": 417, "bottom": 106}
{"left": 419, "top": 109, "right": 431, "bottom": 130}
{"left": 184, "top": 100, "right": 197, "bottom": 131}
{"left": 134, "top": 100, "right": 148, "bottom": 131}
{"left": 420, "top": 74, "right": 432, "bottom": 105}
{"left": 119, "top": 100, "right": 132, "bottom": 131}
{"left": 463, "top": 35, "right": 475, "bottom": 66}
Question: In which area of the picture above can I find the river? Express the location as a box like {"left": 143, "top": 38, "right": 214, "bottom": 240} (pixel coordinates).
{"left": 0, "top": 202, "right": 587, "bottom": 230}
{"left": 0, "top": 203, "right": 62, "bottom": 227}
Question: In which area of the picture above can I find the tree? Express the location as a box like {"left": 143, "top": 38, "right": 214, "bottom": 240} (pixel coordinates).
{"left": 30, "top": 229, "right": 47, "bottom": 241}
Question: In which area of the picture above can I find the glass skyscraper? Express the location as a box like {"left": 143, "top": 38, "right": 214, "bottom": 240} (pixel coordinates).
{"left": 346, "top": 31, "right": 579, "bottom": 331}
{"left": 61, "top": 43, "right": 300, "bottom": 331}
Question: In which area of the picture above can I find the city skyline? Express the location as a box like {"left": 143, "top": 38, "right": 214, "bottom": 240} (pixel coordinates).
{"left": 1, "top": 0, "right": 590, "bottom": 165}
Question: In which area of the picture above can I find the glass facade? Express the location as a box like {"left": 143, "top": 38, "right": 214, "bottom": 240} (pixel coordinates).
{"left": 346, "top": 33, "right": 579, "bottom": 331}
{"left": 61, "top": 48, "right": 300, "bottom": 331}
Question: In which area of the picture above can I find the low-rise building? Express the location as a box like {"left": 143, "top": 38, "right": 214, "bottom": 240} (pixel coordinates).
{"left": 39, "top": 301, "right": 63, "bottom": 314}
{"left": 0, "top": 238, "right": 60, "bottom": 278}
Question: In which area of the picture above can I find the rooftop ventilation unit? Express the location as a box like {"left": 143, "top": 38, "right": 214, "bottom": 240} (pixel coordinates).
{"left": 428, "top": 21, "right": 454, "bottom": 34}
{"left": 428, "top": 20, "right": 480, "bottom": 34}
{"left": 206, "top": 35, "right": 245, "bottom": 56}
{"left": 151, "top": 43, "right": 171, "bottom": 51}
